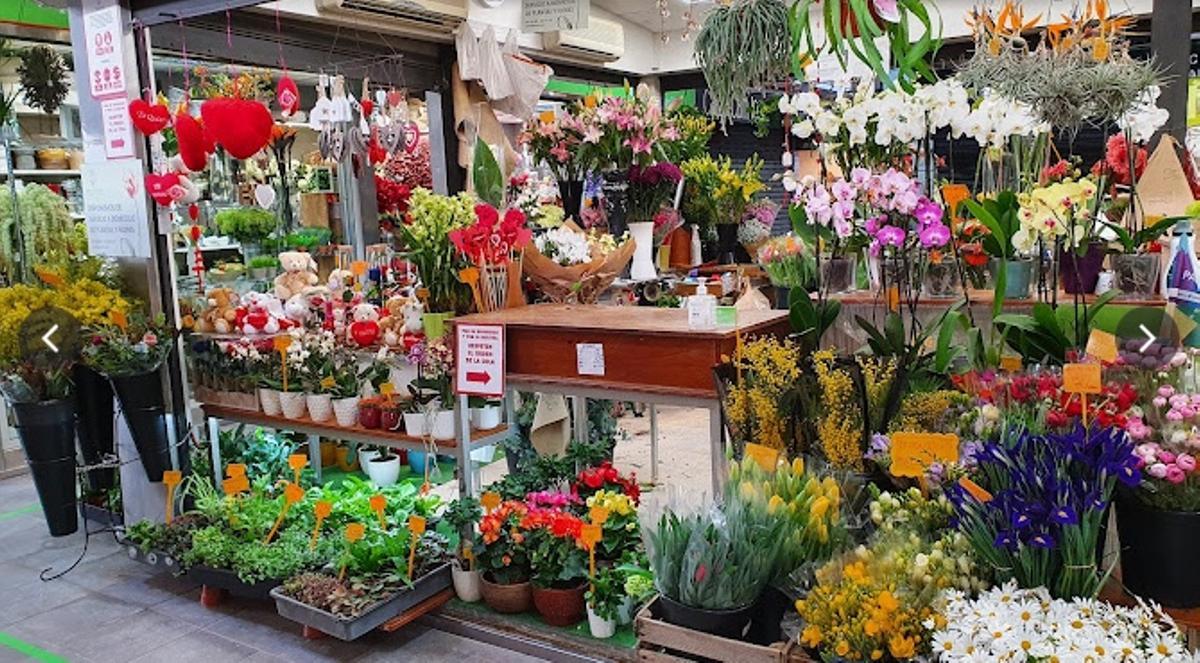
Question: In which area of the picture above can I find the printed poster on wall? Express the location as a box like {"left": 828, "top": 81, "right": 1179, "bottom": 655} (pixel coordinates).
{"left": 82, "top": 2, "right": 126, "bottom": 99}
{"left": 522, "top": 0, "right": 589, "bottom": 33}
{"left": 81, "top": 158, "right": 152, "bottom": 258}
{"left": 99, "top": 96, "right": 134, "bottom": 159}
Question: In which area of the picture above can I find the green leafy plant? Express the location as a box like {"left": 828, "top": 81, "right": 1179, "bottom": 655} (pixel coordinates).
{"left": 585, "top": 567, "right": 625, "bottom": 621}
{"left": 995, "top": 292, "right": 1118, "bottom": 367}
{"left": 472, "top": 137, "right": 504, "bottom": 208}
{"left": 82, "top": 312, "right": 176, "bottom": 377}
{"left": 284, "top": 227, "right": 331, "bottom": 250}
{"left": 216, "top": 207, "right": 277, "bottom": 244}
{"left": 789, "top": 288, "right": 841, "bottom": 356}
{"left": 248, "top": 255, "right": 280, "bottom": 269}
{"left": 1103, "top": 216, "right": 1179, "bottom": 254}
{"left": 963, "top": 192, "right": 1021, "bottom": 261}
{"left": 17, "top": 45, "right": 69, "bottom": 114}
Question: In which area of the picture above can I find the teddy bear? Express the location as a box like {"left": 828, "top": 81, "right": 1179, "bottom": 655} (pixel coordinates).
{"left": 283, "top": 294, "right": 310, "bottom": 326}
{"left": 241, "top": 291, "right": 289, "bottom": 335}
{"left": 274, "top": 251, "right": 320, "bottom": 300}
{"left": 400, "top": 298, "right": 424, "bottom": 336}
{"left": 326, "top": 267, "right": 354, "bottom": 303}
{"left": 377, "top": 295, "right": 408, "bottom": 347}
{"left": 194, "top": 288, "right": 240, "bottom": 334}
{"left": 347, "top": 302, "right": 381, "bottom": 347}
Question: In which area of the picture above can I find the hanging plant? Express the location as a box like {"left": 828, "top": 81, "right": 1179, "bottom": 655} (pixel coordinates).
{"left": 695, "top": 0, "right": 791, "bottom": 126}
{"left": 789, "top": 0, "right": 940, "bottom": 92}
{"left": 17, "top": 46, "right": 70, "bottom": 115}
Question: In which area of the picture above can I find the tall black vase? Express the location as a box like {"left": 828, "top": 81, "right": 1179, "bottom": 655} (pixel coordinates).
{"left": 74, "top": 364, "right": 114, "bottom": 493}
{"left": 716, "top": 224, "right": 738, "bottom": 265}
{"left": 601, "top": 172, "right": 629, "bottom": 237}
{"left": 110, "top": 370, "right": 172, "bottom": 483}
{"left": 12, "top": 400, "right": 78, "bottom": 537}
{"left": 558, "top": 178, "right": 584, "bottom": 222}
{"left": 1116, "top": 489, "right": 1200, "bottom": 608}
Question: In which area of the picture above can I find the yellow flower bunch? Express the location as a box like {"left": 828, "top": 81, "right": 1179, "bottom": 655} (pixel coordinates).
{"left": 1014, "top": 177, "right": 1098, "bottom": 252}
{"left": 0, "top": 279, "right": 129, "bottom": 363}
{"left": 729, "top": 457, "right": 845, "bottom": 568}
{"left": 813, "top": 349, "right": 864, "bottom": 469}
{"left": 585, "top": 489, "right": 635, "bottom": 518}
{"left": 890, "top": 390, "right": 968, "bottom": 433}
{"left": 857, "top": 355, "right": 898, "bottom": 432}
{"left": 724, "top": 336, "right": 801, "bottom": 451}
{"left": 713, "top": 154, "right": 766, "bottom": 223}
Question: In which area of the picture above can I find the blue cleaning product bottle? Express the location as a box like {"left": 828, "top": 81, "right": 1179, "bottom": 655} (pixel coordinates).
{"left": 1164, "top": 220, "right": 1200, "bottom": 346}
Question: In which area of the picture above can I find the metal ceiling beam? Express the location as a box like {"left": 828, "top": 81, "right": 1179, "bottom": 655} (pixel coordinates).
{"left": 130, "top": 0, "right": 263, "bottom": 27}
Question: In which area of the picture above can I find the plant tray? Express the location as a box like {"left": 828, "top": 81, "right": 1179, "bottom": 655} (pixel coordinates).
{"left": 194, "top": 386, "right": 259, "bottom": 412}
{"left": 120, "top": 541, "right": 183, "bottom": 573}
{"left": 635, "top": 597, "right": 812, "bottom": 663}
{"left": 271, "top": 563, "right": 452, "bottom": 641}
{"left": 188, "top": 565, "right": 280, "bottom": 600}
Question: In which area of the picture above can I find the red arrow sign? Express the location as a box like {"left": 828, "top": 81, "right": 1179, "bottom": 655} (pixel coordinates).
{"left": 466, "top": 371, "right": 491, "bottom": 384}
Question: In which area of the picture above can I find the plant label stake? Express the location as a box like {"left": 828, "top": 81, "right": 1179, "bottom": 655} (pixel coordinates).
{"left": 580, "top": 523, "right": 602, "bottom": 591}
{"left": 743, "top": 443, "right": 780, "bottom": 473}
{"left": 311, "top": 500, "right": 332, "bottom": 550}
{"left": 958, "top": 477, "right": 993, "bottom": 503}
{"left": 265, "top": 482, "right": 304, "bottom": 544}
{"left": 406, "top": 515, "right": 426, "bottom": 582}
{"left": 480, "top": 491, "right": 501, "bottom": 514}
{"left": 340, "top": 522, "right": 365, "bottom": 580}
{"left": 370, "top": 494, "right": 387, "bottom": 531}
{"left": 162, "top": 470, "right": 182, "bottom": 524}
{"left": 288, "top": 454, "right": 308, "bottom": 485}
{"left": 351, "top": 260, "right": 367, "bottom": 291}
{"left": 109, "top": 309, "right": 128, "bottom": 331}
{"left": 1064, "top": 363, "right": 1103, "bottom": 428}
{"left": 274, "top": 336, "right": 293, "bottom": 392}
{"left": 1086, "top": 329, "right": 1118, "bottom": 364}
{"left": 223, "top": 463, "right": 249, "bottom": 496}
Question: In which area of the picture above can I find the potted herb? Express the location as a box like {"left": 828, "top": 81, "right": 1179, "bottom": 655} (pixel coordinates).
{"left": 215, "top": 206, "right": 277, "bottom": 252}
{"left": 82, "top": 314, "right": 177, "bottom": 482}
{"left": 248, "top": 255, "right": 280, "bottom": 280}
{"left": 443, "top": 496, "right": 483, "bottom": 602}
{"left": 527, "top": 508, "right": 588, "bottom": 626}
{"left": 476, "top": 500, "right": 533, "bottom": 613}
{"left": 469, "top": 395, "right": 502, "bottom": 430}
{"left": 363, "top": 446, "right": 401, "bottom": 488}
{"left": 585, "top": 567, "right": 623, "bottom": 639}
{"left": 1103, "top": 214, "right": 1177, "bottom": 299}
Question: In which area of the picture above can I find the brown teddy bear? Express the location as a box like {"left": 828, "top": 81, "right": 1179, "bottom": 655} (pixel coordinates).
{"left": 194, "top": 288, "right": 240, "bottom": 334}
{"left": 377, "top": 295, "right": 408, "bottom": 347}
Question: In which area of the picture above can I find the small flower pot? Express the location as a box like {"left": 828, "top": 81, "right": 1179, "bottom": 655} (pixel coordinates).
{"left": 1059, "top": 242, "right": 1106, "bottom": 294}
{"left": 306, "top": 393, "right": 333, "bottom": 422}
{"left": 655, "top": 594, "right": 755, "bottom": 639}
{"left": 364, "top": 454, "right": 401, "bottom": 487}
{"left": 989, "top": 257, "right": 1034, "bottom": 300}
{"left": 532, "top": 582, "right": 587, "bottom": 626}
{"left": 480, "top": 574, "right": 532, "bottom": 614}
{"left": 358, "top": 448, "right": 379, "bottom": 467}
{"left": 258, "top": 388, "right": 282, "bottom": 416}
{"left": 471, "top": 405, "right": 502, "bottom": 430}
{"left": 359, "top": 404, "right": 382, "bottom": 429}
{"left": 381, "top": 408, "right": 403, "bottom": 431}
{"left": 332, "top": 396, "right": 359, "bottom": 427}
{"left": 452, "top": 560, "right": 482, "bottom": 603}
{"left": 335, "top": 445, "right": 359, "bottom": 472}
{"left": 821, "top": 255, "right": 856, "bottom": 293}
{"left": 408, "top": 451, "right": 445, "bottom": 476}
{"left": 278, "top": 391, "right": 307, "bottom": 419}
{"left": 403, "top": 412, "right": 428, "bottom": 436}
{"left": 1112, "top": 253, "right": 1161, "bottom": 299}
{"left": 430, "top": 410, "right": 457, "bottom": 441}
{"left": 320, "top": 440, "right": 337, "bottom": 467}
{"left": 587, "top": 604, "right": 617, "bottom": 639}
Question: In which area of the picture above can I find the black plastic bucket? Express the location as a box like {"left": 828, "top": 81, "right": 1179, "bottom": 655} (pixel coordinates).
{"left": 74, "top": 364, "right": 115, "bottom": 492}
{"left": 13, "top": 400, "right": 78, "bottom": 537}
{"left": 654, "top": 594, "right": 755, "bottom": 640}
{"left": 1116, "top": 489, "right": 1200, "bottom": 608}
{"left": 110, "top": 370, "right": 172, "bottom": 482}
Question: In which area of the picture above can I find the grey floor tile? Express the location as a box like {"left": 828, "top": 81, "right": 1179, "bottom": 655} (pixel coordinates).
{"left": 54, "top": 607, "right": 198, "bottom": 662}
{"left": 201, "top": 603, "right": 370, "bottom": 663}
{"left": 0, "top": 573, "right": 91, "bottom": 628}
{"left": 126, "top": 630, "right": 258, "bottom": 663}
{"left": 3, "top": 594, "right": 143, "bottom": 650}
{"left": 350, "top": 626, "right": 546, "bottom": 663}
{"left": 149, "top": 587, "right": 242, "bottom": 629}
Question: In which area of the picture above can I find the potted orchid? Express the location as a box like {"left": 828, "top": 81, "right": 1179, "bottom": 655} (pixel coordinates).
{"left": 1017, "top": 177, "right": 1103, "bottom": 295}
{"left": 792, "top": 172, "right": 867, "bottom": 294}
{"left": 406, "top": 338, "right": 456, "bottom": 441}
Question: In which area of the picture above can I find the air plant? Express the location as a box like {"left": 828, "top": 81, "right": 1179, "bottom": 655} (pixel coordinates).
{"left": 695, "top": 0, "right": 791, "bottom": 126}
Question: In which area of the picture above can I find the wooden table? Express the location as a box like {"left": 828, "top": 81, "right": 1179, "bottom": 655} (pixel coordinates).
{"left": 453, "top": 304, "right": 791, "bottom": 495}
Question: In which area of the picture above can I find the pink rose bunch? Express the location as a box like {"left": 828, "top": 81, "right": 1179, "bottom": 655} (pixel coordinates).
{"left": 1135, "top": 442, "right": 1198, "bottom": 485}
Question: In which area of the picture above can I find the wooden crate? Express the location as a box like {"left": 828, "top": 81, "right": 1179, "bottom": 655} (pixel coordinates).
{"left": 635, "top": 598, "right": 812, "bottom": 663}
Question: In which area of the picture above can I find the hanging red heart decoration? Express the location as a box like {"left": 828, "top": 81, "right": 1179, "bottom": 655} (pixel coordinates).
{"left": 129, "top": 99, "right": 171, "bottom": 135}
{"left": 361, "top": 99, "right": 374, "bottom": 119}
{"left": 200, "top": 98, "right": 274, "bottom": 159}
{"left": 145, "top": 172, "right": 181, "bottom": 206}
{"left": 188, "top": 204, "right": 200, "bottom": 222}
{"left": 277, "top": 76, "right": 300, "bottom": 117}
{"left": 174, "top": 111, "right": 209, "bottom": 172}
{"left": 404, "top": 121, "right": 421, "bottom": 154}
{"left": 189, "top": 223, "right": 202, "bottom": 241}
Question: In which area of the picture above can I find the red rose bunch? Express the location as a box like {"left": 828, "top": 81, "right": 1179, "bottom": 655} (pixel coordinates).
{"left": 573, "top": 461, "right": 640, "bottom": 504}
{"left": 449, "top": 203, "right": 532, "bottom": 266}
{"left": 375, "top": 175, "right": 411, "bottom": 216}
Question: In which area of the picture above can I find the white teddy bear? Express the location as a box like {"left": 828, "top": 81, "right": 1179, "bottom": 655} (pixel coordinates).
{"left": 241, "top": 291, "right": 286, "bottom": 335}
{"left": 274, "top": 251, "right": 320, "bottom": 300}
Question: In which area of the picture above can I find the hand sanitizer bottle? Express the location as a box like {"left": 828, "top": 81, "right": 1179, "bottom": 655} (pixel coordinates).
{"left": 688, "top": 277, "right": 716, "bottom": 330}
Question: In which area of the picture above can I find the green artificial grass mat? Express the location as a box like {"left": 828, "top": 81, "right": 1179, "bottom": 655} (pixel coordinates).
{"left": 304, "top": 459, "right": 457, "bottom": 489}
{"left": 445, "top": 598, "right": 638, "bottom": 650}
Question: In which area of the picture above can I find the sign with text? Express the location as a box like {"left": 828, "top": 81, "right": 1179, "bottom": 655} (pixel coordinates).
{"left": 455, "top": 323, "right": 505, "bottom": 397}
{"left": 576, "top": 343, "right": 605, "bottom": 376}
{"left": 1063, "top": 363, "right": 1103, "bottom": 394}
{"left": 82, "top": 3, "right": 126, "bottom": 98}
{"left": 81, "top": 158, "right": 151, "bottom": 258}
{"left": 522, "top": 0, "right": 590, "bottom": 33}
{"left": 889, "top": 432, "right": 960, "bottom": 478}
{"left": 99, "top": 97, "right": 134, "bottom": 159}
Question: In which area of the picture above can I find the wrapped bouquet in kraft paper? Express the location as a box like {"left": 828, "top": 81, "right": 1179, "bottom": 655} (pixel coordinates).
{"left": 524, "top": 221, "right": 635, "bottom": 304}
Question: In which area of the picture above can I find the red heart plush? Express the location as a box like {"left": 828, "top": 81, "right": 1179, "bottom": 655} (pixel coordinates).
{"left": 145, "top": 172, "right": 181, "bottom": 206}
{"left": 174, "top": 111, "right": 208, "bottom": 172}
{"left": 129, "top": 99, "right": 171, "bottom": 135}
{"left": 277, "top": 76, "right": 300, "bottom": 117}
{"left": 361, "top": 99, "right": 374, "bottom": 119}
{"left": 350, "top": 320, "right": 380, "bottom": 347}
{"left": 200, "top": 98, "right": 274, "bottom": 159}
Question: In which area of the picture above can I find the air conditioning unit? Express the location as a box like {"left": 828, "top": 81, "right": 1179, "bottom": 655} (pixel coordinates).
{"left": 543, "top": 16, "right": 625, "bottom": 63}
{"left": 315, "top": 0, "right": 466, "bottom": 37}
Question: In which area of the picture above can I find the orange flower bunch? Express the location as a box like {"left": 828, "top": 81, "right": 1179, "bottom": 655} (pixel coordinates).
{"left": 521, "top": 508, "right": 585, "bottom": 544}
{"left": 479, "top": 500, "right": 528, "bottom": 545}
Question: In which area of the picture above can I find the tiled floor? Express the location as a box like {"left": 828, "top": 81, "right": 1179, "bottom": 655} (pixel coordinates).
{"left": 0, "top": 473, "right": 543, "bottom": 663}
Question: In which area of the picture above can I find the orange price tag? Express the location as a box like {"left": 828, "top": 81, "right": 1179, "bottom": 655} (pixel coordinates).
{"left": 345, "top": 522, "right": 365, "bottom": 543}
{"left": 958, "top": 477, "right": 993, "bottom": 503}
{"left": 109, "top": 309, "right": 128, "bottom": 331}
{"left": 889, "top": 432, "right": 960, "bottom": 479}
{"left": 162, "top": 470, "right": 182, "bottom": 486}
{"left": 1086, "top": 329, "right": 1119, "bottom": 364}
{"left": 408, "top": 515, "right": 427, "bottom": 536}
{"left": 580, "top": 523, "right": 602, "bottom": 549}
{"left": 222, "top": 475, "right": 249, "bottom": 496}
{"left": 162, "top": 471, "right": 181, "bottom": 524}
{"left": 406, "top": 515, "right": 427, "bottom": 581}
{"left": 288, "top": 454, "right": 308, "bottom": 484}
{"left": 1063, "top": 363, "right": 1103, "bottom": 394}
{"left": 351, "top": 260, "right": 368, "bottom": 277}
{"left": 284, "top": 482, "right": 304, "bottom": 505}
{"left": 480, "top": 491, "right": 501, "bottom": 513}
{"left": 226, "top": 463, "right": 247, "bottom": 478}
{"left": 273, "top": 336, "right": 293, "bottom": 353}
{"left": 589, "top": 506, "right": 610, "bottom": 527}
{"left": 370, "top": 494, "right": 388, "bottom": 530}
{"left": 320, "top": 376, "right": 336, "bottom": 390}
{"left": 311, "top": 500, "right": 333, "bottom": 550}
{"left": 743, "top": 443, "right": 780, "bottom": 473}
{"left": 380, "top": 382, "right": 395, "bottom": 396}
{"left": 1000, "top": 355, "right": 1022, "bottom": 372}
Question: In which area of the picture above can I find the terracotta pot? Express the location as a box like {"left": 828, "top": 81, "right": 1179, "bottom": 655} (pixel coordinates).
{"left": 480, "top": 574, "right": 533, "bottom": 614}
{"left": 359, "top": 404, "right": 382, "bottom": 429}
{"left": 532, "top": 582, "right": 587, "bottom": 626}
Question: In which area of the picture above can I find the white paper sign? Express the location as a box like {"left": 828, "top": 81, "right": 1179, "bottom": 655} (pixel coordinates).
{"left": 456, "top": 323, "right": 505, "bottom": 397}
{"left": 576, "top": 343, "right": 605, "bottom": 376}
{"left": 523, "top": 0, "right": 590, "bottom": 33}
{"left": 99, "top": 96, "right": 134, "bottom": 159}
{"left": 82, "top": 3, "right": 126, "bottom": 99}
{"left": 81, "top": 158, "right": 152, "bottom": 258}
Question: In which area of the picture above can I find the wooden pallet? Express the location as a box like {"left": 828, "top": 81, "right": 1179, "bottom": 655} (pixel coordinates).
{"left": 634, "top": 599, "right": 812, "bottom": 663}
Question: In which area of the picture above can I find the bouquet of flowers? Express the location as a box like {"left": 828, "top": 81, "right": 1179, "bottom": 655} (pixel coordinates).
{"left": 521, "top": 110, "right": 588, "bottom": 184}
{"left": 394, "top": 188, "right": 476, "bottom": 314}
{"left": 626, "top": 162, "right": 683, "bottom": 223}
{"left": 722, "top": 336, "right": 802, "bottom": 452}
{"left": 756, "top": 234, "right": 813, "bottom": 290}
{"left": 83, "top": 313, "right": 177, "bottom": 378}
{"left": 524, "top": 223, "right": 634, "bottom": 304}
{"left": 450, "top": 203, "right": 531, "bottom": 312}
{"left": 738, "top": 198, "right": 776, "bottom": 254}
{"left": 1125, "top": 383, "right": 1200, "bottom": 511}
{"left": 652, "top": 207, "right": 683, "bottom": 250}
{"left": 573, "top": 94, "right": 679, "bottom": 173}
{"left": 713, "top": 154, "right": 765, "bottom": 225}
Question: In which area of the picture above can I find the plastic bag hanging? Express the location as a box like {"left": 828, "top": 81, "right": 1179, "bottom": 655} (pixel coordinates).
{"left": 455, "top": 22, "right": 482, "bottom": 82}
{"left": 477, "top": 25, "right": 514, "bottom": 101}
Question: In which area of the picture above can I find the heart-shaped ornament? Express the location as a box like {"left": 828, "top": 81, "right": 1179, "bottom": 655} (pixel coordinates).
{"left": 350, "top": 320, "right": 380, "bottom": 347}
{"left": 382, "top": 124, "right": 404, "bottom": 152}
{"left": 360, "top": 99, "right": 374, "bottom": 119}
{"left": 145, "top": 172, "right": 182, "bottom": 206}
{"left": 386, "top": 89, "right": 403, "bottom": 108}
{"left": 129, "top": 99, "right": 171, "bottom": 135}
{"left": 329, "top": 127, "right": 346, "bottom": 161}
{"left": 200, "top": 98, "right": 274, "bottom": 159}
{"left": 404, "top": 121, "right": 421, "bottom": 153}
{"left": 254, "top": 183, "right": 277, "bottom": 209}
{"left": 277, "top": 75, "right": 300, "bottom": 117}
{"left": 188, "top": 203, "right": 200, "bottom": 222}
{"left": 174, "top": 111, "right": 209, "bottom": 172}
